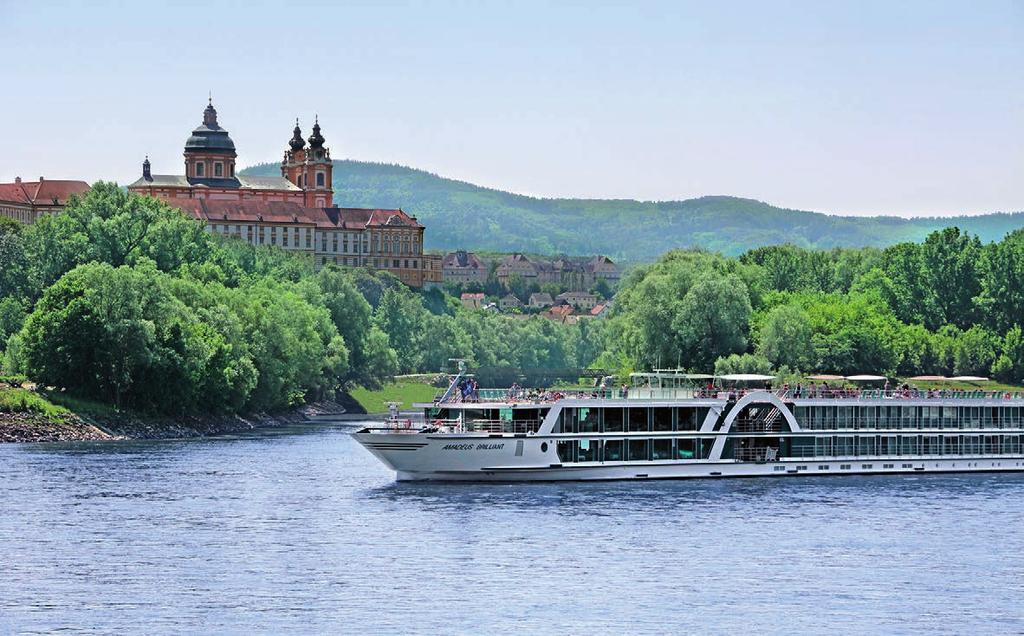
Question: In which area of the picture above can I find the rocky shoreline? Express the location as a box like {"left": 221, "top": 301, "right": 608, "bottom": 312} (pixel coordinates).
{"left": 0, "top": 400, "right": 349, "bottom": 444}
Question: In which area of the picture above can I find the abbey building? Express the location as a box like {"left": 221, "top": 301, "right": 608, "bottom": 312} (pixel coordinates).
{"left": 128, "top": 100, "right": 441, "bottom": 288}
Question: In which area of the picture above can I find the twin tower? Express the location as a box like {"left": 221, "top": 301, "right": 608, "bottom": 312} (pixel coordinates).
{"left": 281, "top": 117, "right": 334, "bottom": 208}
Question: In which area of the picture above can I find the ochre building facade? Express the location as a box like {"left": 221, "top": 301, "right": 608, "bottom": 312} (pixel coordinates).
{"left": 128, "top": 100, "right": 441, "bottom": 288}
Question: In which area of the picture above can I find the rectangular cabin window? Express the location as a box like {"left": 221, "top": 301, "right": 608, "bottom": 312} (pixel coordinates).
{"left": 602, "top": 408, "right": 624, "bottom": 432}
{"left": 627, "top": 439, "right": 649, "bottom": 461}
{"left": 316, "top": 172, "right": 325, "bottom": 187}
{"left": 578, "top": 408, "right": 597, "bottom": 433}
{"left": 196, "top": 162, "right": 205, "bottom": 177}
{"left": 214, "top": 162, "right": 223, "bottom": 177}
{"left": 628, "top": 408, "right": 648, "bottom": 432}
{"left": 578, "top": 439, "right": 599, "bottom": 462}
{"left": 652, "top": 439, "right": 672, "bottom": 460}
{"left": 602, "top": 440, "right": 623, "bottom": 462}
{"left": 653, "top": 408, "right": 672, "bottom": 431}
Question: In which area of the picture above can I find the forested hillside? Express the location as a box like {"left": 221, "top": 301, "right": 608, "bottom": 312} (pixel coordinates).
{"left": 242, "top": 160, "right": 1024, "bottom": 260}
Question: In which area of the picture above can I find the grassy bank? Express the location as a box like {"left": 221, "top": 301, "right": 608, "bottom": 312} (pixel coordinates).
{"left": 349, "top": 376, "right": 438, "bottom": 412}
{"left": 0, "top": 386, "right": 72, "bottom": 423}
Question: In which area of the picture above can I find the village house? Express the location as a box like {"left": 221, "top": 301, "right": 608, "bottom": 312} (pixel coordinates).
{"left": 499, "top": 294, "right": 523, "bottom": 311}
{"left": 460, "top": 292, "right": 485, "bottom": 310}
{"left": 556, "top": 291, "right": 599, "bottom": 311}
{"left": 0, "top": 177, "right": 90, "bottom": 224}
{"left": 442, "top": 250, "right": 488, "bottom": 284}
{"left": 495, "top": 253, "right": 538, "bottom": 285}
{"left": 528, "top": 292, "right": 554, "bottom": 308}
{"left": 542, "top": 304, "right": 574, "bottom": 323}
{"left": 586, "top": 255, "right": 621, "bottom": 284}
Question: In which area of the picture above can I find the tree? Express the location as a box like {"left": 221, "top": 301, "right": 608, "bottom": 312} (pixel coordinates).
{"left": 951, "top": 326, "right": 998, "bottom": 377}
{"left": 977, "top": 230, "right": 1024, "bottom": 333}
{"left": 921, "top": 227, "right": 982, "bottom": 329}
{"left": 880, "top": 242, "right": 931, "bottom": 326}
{"left": 756, "top": 304, "right": 813, "bottom": 371}
{"left": 672, "top": 273, "right": 751, "bottom": 371}
{"left": 992, "top": 326, "right": 1024, "bottom": 385}
{"left": 714, "top": 353, "right": 772, "bottom": 376}
{"left": 0, "top": 297, "right": 25, "bottom": 350}
{"left": 373, "top": 288, "right": 428, "bottom": 373}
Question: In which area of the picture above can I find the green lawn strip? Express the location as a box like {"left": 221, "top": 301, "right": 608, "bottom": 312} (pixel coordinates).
{"left": 0, "top": 387, "right": 73, "bottom": 424}
{"left": 349, "top": 380, "right": 439, "bottom": 412}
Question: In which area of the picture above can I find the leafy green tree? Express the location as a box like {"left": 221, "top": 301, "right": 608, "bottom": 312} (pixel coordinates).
{"left": 921, "top": 227, "right": 982, "bottom": 329}
{"left": 952, "top": 326, "right": 998, "bottom": 377}
{"left": 977, "top": 230, "right": 1024, "bottom": 333}
{"left": 714, "top": 353, "right": 772, "bottom": 376}
{"left": 880, "top": 242, "right": 931, "bottom": 326}
{"left": 756, "top": 304, "right": 813, "bottom": 371}
{"left": 992, "top": 326, "right": 1024, "bottom": 385}
{"left": 373, "top": 288, "right": 428, "bottom": 373}
{"left": 672, "top": 273, "right": 751, "bottom": 371}
{"left": 0, "top": 297, "right": 25, "bottom": 350}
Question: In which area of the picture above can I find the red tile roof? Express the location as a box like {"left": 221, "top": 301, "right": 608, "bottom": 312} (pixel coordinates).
{"left": 314, "top": 207, "right": 423, "bottom": 230}
{"left": 0, "top": 179, "right": 89, "bottom": 206}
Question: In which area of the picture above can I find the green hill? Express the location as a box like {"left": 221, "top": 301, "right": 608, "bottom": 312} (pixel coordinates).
{"left": 241, "top": 160, "right": 1024, "bottom": 261}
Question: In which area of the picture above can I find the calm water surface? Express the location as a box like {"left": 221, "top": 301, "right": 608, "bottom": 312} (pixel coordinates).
{"left": 2, "top": 422, "right": 1023, "bottom": 635}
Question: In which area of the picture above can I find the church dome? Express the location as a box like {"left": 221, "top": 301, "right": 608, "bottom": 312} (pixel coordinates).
{"left": 308, "top": 117, "right": 325, "bottom": 149}
{"left": 289, "top": 119, "right": 305, "bottom": 151}
{"left": 184, "top": 99, "right": 237, "bottom": 155}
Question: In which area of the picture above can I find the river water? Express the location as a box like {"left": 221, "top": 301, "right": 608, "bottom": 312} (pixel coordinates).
{"left": 2, "top": 422, "right": 1023, "bottom": 635}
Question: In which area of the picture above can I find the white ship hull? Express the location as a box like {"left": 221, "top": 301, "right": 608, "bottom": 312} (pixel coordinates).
{"left": 353, "top": 431, "right": 1024, "bottom": 482}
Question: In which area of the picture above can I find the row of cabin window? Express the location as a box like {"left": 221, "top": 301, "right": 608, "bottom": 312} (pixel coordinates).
{"left": 321, "top": 233, "right": 419, "bottom": 255}
{"left": 556, "top": 438, "right": 716, "bottom": 463}
{"left": 794, "top": 405, "right": 1024, "bottom": 430}
{"left": 793, "top": 434, "right": 1024, "bottom": 456}
{"left": 559, "top": 407, "right": 711, "bottom": 433}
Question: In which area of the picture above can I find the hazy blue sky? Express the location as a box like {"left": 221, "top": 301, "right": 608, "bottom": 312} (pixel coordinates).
{"left": 2, "top": 1, "right": 1021, "bottom": 215}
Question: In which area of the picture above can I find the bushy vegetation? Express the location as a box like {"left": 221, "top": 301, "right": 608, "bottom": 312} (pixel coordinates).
{"left": 0, "top": 184, "right": 602, "bottom": 413}
{"left": 603, "top": 233, "right": 1024, "bottom": 384}
{"left": 243, "top": 160, "right": 1024, "bottom": 260}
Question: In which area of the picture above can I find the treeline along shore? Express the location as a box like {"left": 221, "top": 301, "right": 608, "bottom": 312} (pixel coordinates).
{"left": 1, "top": 183, "right": 1024, "bottom": 443}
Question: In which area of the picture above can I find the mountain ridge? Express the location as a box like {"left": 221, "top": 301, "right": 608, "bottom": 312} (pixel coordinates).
{"left": 240, "top": 160, "right": 1024, "bottom": 261}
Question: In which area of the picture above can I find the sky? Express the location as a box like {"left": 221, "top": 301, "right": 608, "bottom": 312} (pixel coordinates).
{"left": 1, "top": 0, "right": 1021, "bottom": 216}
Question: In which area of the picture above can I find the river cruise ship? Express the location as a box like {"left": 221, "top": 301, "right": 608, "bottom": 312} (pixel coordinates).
{"left": 353, "top": 369, "right": 1024, "bottom": 481}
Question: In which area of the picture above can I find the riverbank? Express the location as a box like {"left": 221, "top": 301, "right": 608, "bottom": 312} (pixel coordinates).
{"left": 0, "top": 385, "right": 349, "bottom": 443}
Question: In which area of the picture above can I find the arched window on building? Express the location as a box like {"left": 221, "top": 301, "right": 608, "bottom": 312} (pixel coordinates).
{"left": 316, "top": 172, "right": 325, "bottom": 187}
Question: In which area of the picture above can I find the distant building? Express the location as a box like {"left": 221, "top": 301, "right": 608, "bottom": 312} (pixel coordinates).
{"left": 496, "top": 253, "right": 538, "bottom": 284}
{"left": 586, "top": 255, "right": 620, "bottom": 283}
{"left": 0, "top": 177, "right": 90, "bottom": 224}
{"left": 460, "top": 292, "right": 485, "bottom": 310}
{"left": 443, "top": 250, "right": 487, "bottom": 284}
{"left": 499, "top": 294, "right": 523, "bottom": 311}
{"left": 528, "top": 292, "right": 554, "bottom": 308}
{"left": 128, "top": 100, "right": 435, "bottom": 287}
{"left": 542, "top": 304, "right": 574, "bottom": 323}
{"left": 556, "top": 291, "right": 599, "bottom": 311}
{"left": 590, "top": 302, "right": 611, "bottom": 317}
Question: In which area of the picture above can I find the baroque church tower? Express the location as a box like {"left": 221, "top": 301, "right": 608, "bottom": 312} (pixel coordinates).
{"left": 282, "top": 117, "right": 333, "bottom": 207}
